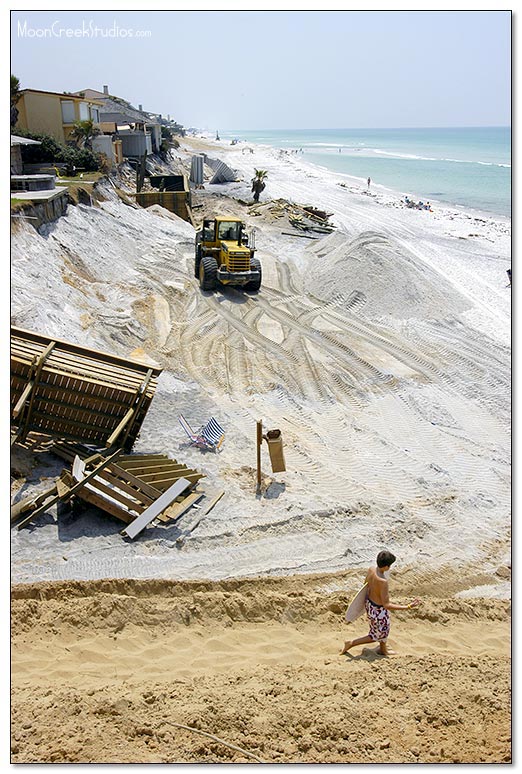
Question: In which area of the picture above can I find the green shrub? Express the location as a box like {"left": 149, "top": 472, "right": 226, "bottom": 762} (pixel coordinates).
{"left": 16, "top": 129, "right": 100, "bottom": 172}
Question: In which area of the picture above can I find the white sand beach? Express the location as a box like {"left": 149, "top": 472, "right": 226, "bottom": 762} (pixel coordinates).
{"left": 11, "top": 133, "right": 511, "bottom": 585}
{"left": 10, "top": 133, "right": 511, "bottom": 764}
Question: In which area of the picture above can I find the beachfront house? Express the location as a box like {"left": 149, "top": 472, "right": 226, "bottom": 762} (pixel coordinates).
{"left": 74, "top": 86, "right": 162, "bottom": 159}
{"left": 15, "top": 88, "right": 103, "bottom": 145}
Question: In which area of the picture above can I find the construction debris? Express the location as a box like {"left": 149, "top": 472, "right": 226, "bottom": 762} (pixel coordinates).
{"left": 11, "top": 327, "right": 161, "bottom": 452}
{"left": 11, "top": 440, "right": 210, "bottom": 539}
{"left": 249, "top": 198, "right": 335, "bottom": 234}
{"left": 10, "top": 329, "right": 223, "bottom": 541}
{"left": 203, "top": 155, "right": 238, "bottom": 184}
{"left": 13, "top": 447, "right": 123, "bottom": 530}
{"left": 55, "top": 443, "right": 207, "bottom": 539}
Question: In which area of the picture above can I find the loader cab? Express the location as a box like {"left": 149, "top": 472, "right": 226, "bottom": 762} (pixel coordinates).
{"left": 201, "top": 218, "right": 246, "bottom": 247}
{"left": 218, "top": 220, "right": 242, "bottom": 241}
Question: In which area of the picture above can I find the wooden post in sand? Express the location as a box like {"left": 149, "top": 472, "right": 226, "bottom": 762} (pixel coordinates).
{"left": 256, "top": 419, "right": 263, "bottom": 494}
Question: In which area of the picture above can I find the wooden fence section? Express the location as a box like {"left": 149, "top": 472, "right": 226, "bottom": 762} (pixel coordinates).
{"left": 11, "top": 327, "right": 162, "bottom": 451}
{"left": 134, "top": 190, "right": 194, "bottom": 225}
{"left": 52, "top": 442, "right": 206, "bottom": 533}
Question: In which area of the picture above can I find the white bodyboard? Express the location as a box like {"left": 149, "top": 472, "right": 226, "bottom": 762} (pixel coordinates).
{"left": 345, "top": 583, "right": 368, "bottom": 623}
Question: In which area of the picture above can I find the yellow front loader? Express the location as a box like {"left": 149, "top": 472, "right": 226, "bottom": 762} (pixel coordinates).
{"left": 194, "top": 217, "right": 261, "bottom": 291}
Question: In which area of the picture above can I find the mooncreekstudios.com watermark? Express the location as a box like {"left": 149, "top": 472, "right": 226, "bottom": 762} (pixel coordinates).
{"left": 17, "top": 19, "right": 152, "bottom": 39}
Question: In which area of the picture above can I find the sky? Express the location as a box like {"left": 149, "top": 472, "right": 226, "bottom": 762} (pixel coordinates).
{"left": 10, "top": 9, "right": 511, "bottom": 131}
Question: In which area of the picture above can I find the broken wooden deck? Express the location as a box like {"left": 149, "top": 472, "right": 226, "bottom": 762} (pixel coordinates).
{"left": 53, "top": 442, "right": 207, "bottom": 538}
{"left": 11, "top": 327, "right": 161, "bottom": 452}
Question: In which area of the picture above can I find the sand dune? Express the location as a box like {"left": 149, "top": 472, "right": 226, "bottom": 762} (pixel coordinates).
{"left": 11, "top": 571, "right": 510, "bottom": 764}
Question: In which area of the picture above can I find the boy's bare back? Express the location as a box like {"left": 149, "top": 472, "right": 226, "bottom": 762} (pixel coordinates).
{"left": 365, "top": 566, "right": 389, "bottom": 606}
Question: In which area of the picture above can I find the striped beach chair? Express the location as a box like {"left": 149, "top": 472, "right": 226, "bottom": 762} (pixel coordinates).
{"left": 178, "top": 414, "right": 225, "bottom": 452}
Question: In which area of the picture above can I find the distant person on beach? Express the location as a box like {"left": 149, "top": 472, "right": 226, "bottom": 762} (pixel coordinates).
{"left": 340, "top": 550, "right": 421, "bottom": 657}
{"left": 367, "top": 177, "right": 371, "bottom": 190}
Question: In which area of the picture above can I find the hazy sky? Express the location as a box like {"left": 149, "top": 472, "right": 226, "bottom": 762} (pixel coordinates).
{"left": 11, "top": 10, "right": 511, "bottom": 130}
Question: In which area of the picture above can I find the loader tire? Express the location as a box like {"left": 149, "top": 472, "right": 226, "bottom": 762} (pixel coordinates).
{"left": 199, "top": 256, "right": 218, "bottom": 291}
{"left": 245, "top": 257, "right": 262, "bottom": 292}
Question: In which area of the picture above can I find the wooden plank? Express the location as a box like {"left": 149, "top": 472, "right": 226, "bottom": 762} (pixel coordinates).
{"left": 119, "top": 369, "right": 154, "bottom": 449}
{"left": 11, "top": 484, "right": 58, "bottom": 523}
{"left": 12, "top": 380, "right": 34, "bottom": 419}
{"left": 23, "top": 428, "right": 108, "bottom": 446}
{"left": 121, "top": 461, "right": 188, "bottom": 475}
{"left": 137, "top": 470, "right": 202, "bottom": 485}
{"left": 200, "top": 490, "right": 225, "bottom": 516}
{"left": 21, "top": 379, "right": 132, "bottom": 411}
{"left": 106, "top": 462, "right": 164, "bottom": 500}
{"left": 30, "top": 376, "right": 135, "bottom": 409}
{"left": 10, "top": 426, "right": 24, "bottom": 447}
{"left": 29, "top": 409, "right": 118, "bottom": 436}
{"left": 30, "top": 404, "right": 121, "bottom": 430}
{"left": 106, "top": 406, "right": 137, "bottom": 447}
{"left": 45, "top": 359, "right": 152, "bottom": 392}
{"left": 76, "top": 485, "right": 135, "bottom": 524}
{"left": 121, "top": 477, "right": 192, "bottom": 539}
{"left": 39, "top": 351, "right": 153, "bottom": 385}
{"left": 56, "top": 471, "right": 74, "bottom": 498}
{"left": 95, "top": 468, "right": 155, "bottom": 508}
{"left": 182, "top": 491, "right": 226, "bottom": 535}
{"left": 132, "top": 466, "right": 196, "bottom": 479}
{"left": 20, "top": 341, "right": 56, "bottom": 440}
{"left": 12, "top": 327, "right": 162, "bottom": 375}
{"left": 281, "top": 231, "right": 320, "bottom": 239}
{"left": 32, "top": 365, "right": 139, "bottom": 395}
{"left": 158, "top": 490, "right": 205, "bottom": 523}
{"left": 78, "top": 476, "right": 146, "bottom": 513}
{"left": 11, "top": 355, "right": 152, "bottom": 405}
{"left": 118, "top": 454, "right": 170, "bottom": 463}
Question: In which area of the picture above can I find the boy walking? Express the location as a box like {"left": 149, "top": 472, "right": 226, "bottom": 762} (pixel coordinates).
{"left": 340, "top": 550, "right": 420, "bottom": 656}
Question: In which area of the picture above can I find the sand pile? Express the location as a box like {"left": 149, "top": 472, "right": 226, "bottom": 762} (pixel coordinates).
{"left": 11, "top": 571, "right": 510, "bottom": 764}
{"left": 303, "top": 228, "right": 471, "bottom": 319}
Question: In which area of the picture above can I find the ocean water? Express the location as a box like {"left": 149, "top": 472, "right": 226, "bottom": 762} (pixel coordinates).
{"left": 220, "top": 127, "right": 511, "bottom": 217}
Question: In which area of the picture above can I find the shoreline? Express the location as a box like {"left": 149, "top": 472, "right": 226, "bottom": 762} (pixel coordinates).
{"left": 212, "top": 128, "right": 511, "bottom": 221}
{"left": 196, "top": 132, "right": 511, "bottom": 225}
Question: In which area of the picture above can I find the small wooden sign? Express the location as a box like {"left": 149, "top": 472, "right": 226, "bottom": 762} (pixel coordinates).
{"left": 265, "top": 429, "right": 286, "bottom": 473}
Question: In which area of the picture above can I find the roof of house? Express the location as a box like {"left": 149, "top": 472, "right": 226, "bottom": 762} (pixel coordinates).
{"left": 19, "top": 88, "right": 103, "bottom": 105}
{"left": 74, "top": 89, "right": 156, "bottom": 125}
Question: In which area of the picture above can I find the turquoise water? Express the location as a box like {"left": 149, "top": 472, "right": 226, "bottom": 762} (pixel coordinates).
{"left": 220, "top": 127, "right": 511, "bottom": 217}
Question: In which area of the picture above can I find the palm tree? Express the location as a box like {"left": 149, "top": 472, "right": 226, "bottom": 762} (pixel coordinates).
{"left": 11, "top": 74, "right": 20, "bottom": 128}
{"left": 251, "top": 169, "right": 268, "bottom": 203}
{"left": 70, "top": 119, "right": 100, "bottom": 150}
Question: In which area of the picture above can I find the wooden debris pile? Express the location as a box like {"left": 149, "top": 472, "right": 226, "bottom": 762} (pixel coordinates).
{"left": 10, "top": 327, "right": 226, "bottom": 540}
{"left": 11, "top": 327, "right": 161, "bottom": 452}
{"left": 250, "top": 198, "right": 335, "bottom": 235}
{"left": 11, "top": 441, "right": 225, "bottom": 539}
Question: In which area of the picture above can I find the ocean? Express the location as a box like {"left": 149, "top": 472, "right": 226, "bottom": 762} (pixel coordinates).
{"left": 219, "top": 127, "right": 511, "bottom": 218}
